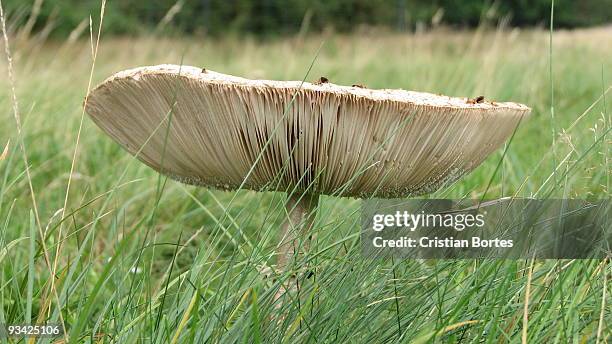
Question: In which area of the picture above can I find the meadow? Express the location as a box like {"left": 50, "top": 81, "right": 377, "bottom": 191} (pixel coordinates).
{"left": 0, "top": 21, "right": 610, "bottom": 343}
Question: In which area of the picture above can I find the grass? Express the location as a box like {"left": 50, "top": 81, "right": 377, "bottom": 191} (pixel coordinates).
{"left": 0, "top": 14, "right": 610, "bottom": 344}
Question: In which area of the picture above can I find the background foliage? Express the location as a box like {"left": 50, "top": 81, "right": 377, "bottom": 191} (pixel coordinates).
{"left": 2, "top": 0, "right": 612, "bottom": 37}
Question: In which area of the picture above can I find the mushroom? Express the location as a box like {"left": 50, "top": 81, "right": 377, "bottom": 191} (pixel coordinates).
{"left": 85, "top": 64, "right": 530, "bottom": 286}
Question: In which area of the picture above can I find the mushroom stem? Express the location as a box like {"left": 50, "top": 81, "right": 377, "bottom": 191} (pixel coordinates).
{"left": 277, "top": 193, "right": 319, "bottom": 274}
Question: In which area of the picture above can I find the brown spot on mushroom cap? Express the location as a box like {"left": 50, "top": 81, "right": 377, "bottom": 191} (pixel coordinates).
{"left": 85, "top": 64, "right": 530, "bottom": 198}
{"left": 467, "top": 95, "right": 485, "bottom": 104}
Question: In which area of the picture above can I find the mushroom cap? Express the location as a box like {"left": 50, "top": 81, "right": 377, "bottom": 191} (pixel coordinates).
{"left": 85, "top": 64, "right": 530, "bottom": 198}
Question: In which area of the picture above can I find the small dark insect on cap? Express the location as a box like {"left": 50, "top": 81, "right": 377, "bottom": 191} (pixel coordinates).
{"left": 201, "top": 68, "right": 207, "bottom": 73}
{"left": 315, "top": 76, "right": 329, "bottom": 84}
{"left": 475, "top": 95, "right": 485, "bottom": 103}
{"left": 352, "top": 84, "right": 366, "bottom": 88}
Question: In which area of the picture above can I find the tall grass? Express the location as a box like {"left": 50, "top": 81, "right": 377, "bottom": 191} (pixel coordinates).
{"left": 0, "top": 10, "right": 610, "bottom": 343}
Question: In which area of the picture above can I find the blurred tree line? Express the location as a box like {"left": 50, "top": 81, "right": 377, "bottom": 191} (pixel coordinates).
{"left": 3, "top": 0, "right": 611, "bottom": 37}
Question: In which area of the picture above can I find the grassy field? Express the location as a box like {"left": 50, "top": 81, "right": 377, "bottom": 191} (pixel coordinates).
{"left": 0, "top": 20, "right": 610, "bottom": 343}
